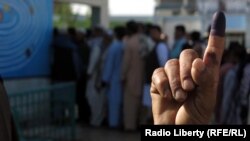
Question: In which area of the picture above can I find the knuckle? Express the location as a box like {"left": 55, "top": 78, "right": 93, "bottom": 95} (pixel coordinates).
{"left": 152, "top": 68, "right": 164, "bottom": 75}
{"left": 150, "top": 83, "right": 157, "bottom": 94}
{"left": 152, "top": 68, "right": 164, "bottom": 80}
{"left": 154, "top": 77, "right": 168, "bottom": 89}
{"left": 169, "top": 78, "right": 181, "bottom": 91}
{"left": 180, "top": 49, "right": 198, "bottom": 58}
{"left": 165, "top": 59, "right": 179, "bottom": 69}
{"left": 151, "top": 68, "right": 168, "bottom": 89}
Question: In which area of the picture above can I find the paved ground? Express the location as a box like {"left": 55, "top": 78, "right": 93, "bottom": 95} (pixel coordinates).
{"left": 76, "top": 125, "right": 140, "bottom": 141}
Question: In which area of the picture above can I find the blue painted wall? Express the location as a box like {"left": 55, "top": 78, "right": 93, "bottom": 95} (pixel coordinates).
{"left": 0, "top": 0, "right": 53, "bottom": 78}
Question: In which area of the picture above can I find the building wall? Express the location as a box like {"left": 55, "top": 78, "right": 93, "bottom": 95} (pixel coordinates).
{"left": 55, "top": 0, "right": 109, "bottom": 27}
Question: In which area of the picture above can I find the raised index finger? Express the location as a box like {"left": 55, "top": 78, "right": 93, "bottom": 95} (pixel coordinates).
{"left": 203, "top": 11, "right": 226, "bottom": 69}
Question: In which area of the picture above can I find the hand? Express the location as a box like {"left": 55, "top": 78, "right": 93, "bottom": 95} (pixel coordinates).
{"left": 150, "top": 11, "right": 226, "bottom": 124}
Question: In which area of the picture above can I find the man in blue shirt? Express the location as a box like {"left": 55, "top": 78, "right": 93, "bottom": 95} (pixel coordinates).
{"left": 102, "top": 26, "right": 126, "bottom": 128}
{"left": 170, "top": 25, "right": 187, "bottom": 59}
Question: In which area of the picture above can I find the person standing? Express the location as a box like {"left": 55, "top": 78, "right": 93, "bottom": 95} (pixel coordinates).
{"left": 85, "top": 27, "right": 106, "bottom": 127}
{"left": 121, "top": 21, "right": 144, "bottom": 131}
{"left": 221, "top": 43, "right": 247, "bottom": 124}
{"left": 142, "top": 25, "right": 169, "bottom": 124}
{"left": 170, "top": 25, "right": 186, "bottom": 59}
{"left": 102, "top": 26, "right": 126, "bottom": 128}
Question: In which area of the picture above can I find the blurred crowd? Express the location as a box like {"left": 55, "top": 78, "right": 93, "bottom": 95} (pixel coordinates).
{"left": 51, "top": 20, "right": 250, "bottom": 130}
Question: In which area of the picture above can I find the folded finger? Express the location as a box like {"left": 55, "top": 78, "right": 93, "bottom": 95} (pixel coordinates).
{"left": 179, "top": 49, "right": 198, "bottom": 91}
{"left": 165, "top": 59, "right": 186, "bottom": 102}
{"left": 151, "top": 68, "right": 171, "bottom": 98}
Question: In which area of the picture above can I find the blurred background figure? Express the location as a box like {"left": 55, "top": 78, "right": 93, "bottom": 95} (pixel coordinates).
{"left": 238, "top": 54, "right": 250, "bottom": 124}
{"left": 220, "top": 42, "right": 247, "bottom": 124}
{"left": 138, "top": 23, "right": 155, "bottom": 58}
{"left": 93, "top": 29, "right": 114, "bottom": 125}
{"left": 51, "top": 27, "right": 79, "bottom": 121}
{"left": 51, "top": 28, "right": 77, "bottom": 82}
{"left": 101, "top": 26, "right": 126, "bottom": 128}
{"left": 121, "top": 21, "right": 144, "bottom": 131}
{"left": 85, "top": 26, "right": 106, "bottom": 127}
{"left": 182, "top": 31, "right": 204, "bottom": 57}
{"left": 67, "top": 27, "right": 90, "bottom": 124}
{"left": 142, "top": 25, "right": 169, "bottom": 124}
{"left": 75, "top": 30, "right": 91, "bottom": 124}
{"left": 170, "top": 25, "right": 187, "bottom": 59}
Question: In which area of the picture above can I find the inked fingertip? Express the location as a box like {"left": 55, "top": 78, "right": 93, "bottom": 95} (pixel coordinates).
{"left": 210, "top": 11, "right": 226, "bottom": 37}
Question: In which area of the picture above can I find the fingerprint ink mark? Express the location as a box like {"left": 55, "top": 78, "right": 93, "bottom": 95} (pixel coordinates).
{"left": 206, "top": 52, "right": 219, "bottom": 66}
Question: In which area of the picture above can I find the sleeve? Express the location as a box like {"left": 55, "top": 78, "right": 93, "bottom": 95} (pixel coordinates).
{"left": 156, "top": 43, "right": 169, "bottom": 67}
{"left": 102, "top": 46, "right": 115, "bottom": 84}
{"left": 121, "top": 44, "right": 131, "bottom": 81}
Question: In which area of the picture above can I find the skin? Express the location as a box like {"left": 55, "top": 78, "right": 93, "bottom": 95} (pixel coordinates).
{"left": 150, "top": 11, "right": 226, "bottom": 125}
{"left": 150, "top": 28, "right": 160, "bottom": 41}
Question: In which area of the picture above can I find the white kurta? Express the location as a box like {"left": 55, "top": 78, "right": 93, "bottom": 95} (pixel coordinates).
{"left": 86, "top": 45, "right": 105, "bottom": 126}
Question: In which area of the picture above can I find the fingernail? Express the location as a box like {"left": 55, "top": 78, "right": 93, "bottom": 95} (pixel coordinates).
{"left": 183, "top": 79, "right": 194, "bottom": 91}
{"left": 211, "top": 11, "right": 226, "bottom": 37}
{"left": 175, "top": 89, "right": 187, "bottom": 102}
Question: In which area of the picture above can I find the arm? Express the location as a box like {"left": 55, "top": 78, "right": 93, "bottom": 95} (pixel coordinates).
{"left": 102, "top": 46, "right": 115, "bottom": 84}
